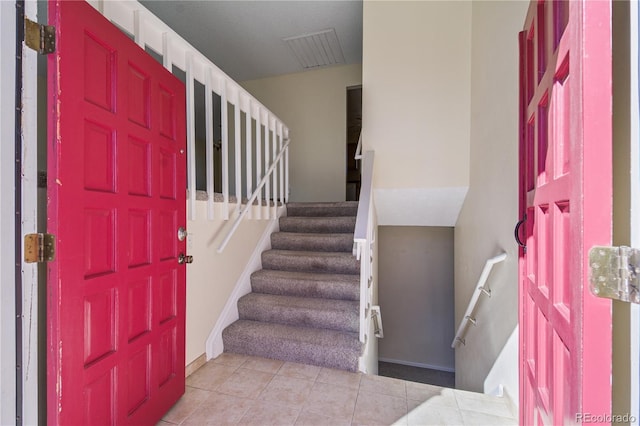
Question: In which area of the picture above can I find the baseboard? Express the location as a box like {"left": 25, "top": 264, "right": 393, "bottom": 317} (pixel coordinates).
{"left": 205, "top": 205, "right": 285, "bottom": 360}
{"left": 502, "top": 386, "right": 519, "bottom": 418}
{"left": 185, "top": 353, "right": 207, "bottom": 378}
{"left": 378, "top": 357, "right": 455, "bottom": 373}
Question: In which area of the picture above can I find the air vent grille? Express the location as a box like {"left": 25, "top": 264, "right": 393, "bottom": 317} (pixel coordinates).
{"left": 283, "top": 28, "right": 345, "bottom": 70}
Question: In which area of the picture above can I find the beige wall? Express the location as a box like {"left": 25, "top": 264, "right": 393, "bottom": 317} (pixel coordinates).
{"left": 362, "top": 0, "right": 471, "bottom": 189}
{"left": 185, "top": 201, "right": 273, "bottom": 365}
{"left": 362, "top": 1, "right": 472, "bottom": 226}
{"left": 241, "top": 64, "right": 362, "bottom": 203}
{"left": 378, "top": 227, "right": 454, "bottom": 371}
{"left": 454, "top": 0, "right": 526, "bottom": 393}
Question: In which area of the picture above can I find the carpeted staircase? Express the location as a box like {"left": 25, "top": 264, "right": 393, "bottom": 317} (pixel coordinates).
{"left": 222, "top": 201, "right": 363, "bottom": 371}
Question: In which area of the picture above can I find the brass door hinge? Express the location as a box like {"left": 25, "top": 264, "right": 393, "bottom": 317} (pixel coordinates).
{"left": 24, "top": 233, "right": 55, "bottom": 263}
{"left": 589, "top": 246, "right": 640, "bottom": 304}
{"left": 25, "top": 18, "right": 55, "bottom": 55}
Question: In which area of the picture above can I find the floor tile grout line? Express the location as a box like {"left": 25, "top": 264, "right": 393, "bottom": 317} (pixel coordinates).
{"left": 254, "top": 371, "right": 278, "bottom": 402}
{"left": 350, "top": 370, "right": 363, "bottom": 424}
{"left": 404, "top": 382, "right": 409, "bottom": 426}
{"left": 179, "top": 390, "right": 211, "bottom": 426}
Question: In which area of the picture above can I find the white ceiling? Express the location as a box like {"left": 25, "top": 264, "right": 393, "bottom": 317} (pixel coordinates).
{"left": 139, "top": 0, "right": 363, "bottom": 82}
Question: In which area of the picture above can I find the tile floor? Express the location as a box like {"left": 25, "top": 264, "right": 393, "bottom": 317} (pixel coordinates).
{"left": 158, "top": 353, "right": 517, "bottom": 426}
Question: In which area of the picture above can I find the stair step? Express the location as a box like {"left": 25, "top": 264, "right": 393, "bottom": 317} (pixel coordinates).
{"left": 262, "top": 249, "right": 360, "bottom": 275}
{"left": 286, "top": 202, "right": 358, "bottom": 217}
{"left": 279, "top": 216, "right": 356, "bottom": 234}
{"left": 271, "top": 232, "right": 354, "bottom": 252}
{"left": 238, "top": 293, "right": 359, "bottom": 333}
{"left": 251, "top": 270, "right": 359, "bottom": 301}
{"left": 222, "top": 320, "right": 362, "bottom": 372}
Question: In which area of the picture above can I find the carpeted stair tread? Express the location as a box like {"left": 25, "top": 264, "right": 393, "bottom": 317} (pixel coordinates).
{"left": 279, "top": 216, "right": 356, "bottom": 234}
{"left": 238, "top": 293, "right": 359, "bottom": 333}
{"left": 222, "top": 201, "right": 362, "bottom": 372}
{"left": 251, "top": 269, "right": 359, "bottom": 301}
{"left": 262, "top": 249, "right": 360, "bottom": 275}
{"left": 271, "top": 232, "right": 354, "bottom": 252}
{"left": 222, "top": 320, "right": 362, "bottom": 371}
{"left": 287, "top": 202, "right": 358, "bottom": 217}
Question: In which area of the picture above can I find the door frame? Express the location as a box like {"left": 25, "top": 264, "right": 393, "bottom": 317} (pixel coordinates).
{"left": 0, "top": 1, "right": 17, "bottom": 423}
{"left": 20, "top": 0, "right": 41, "bottom": 424}
{"left": 630, "top": 0, "right": 640, "bottom": 422}
{"left": 612, "top": 0, "right": 640, "bottom": 422}
{"left": 0, "top": 0, "right": 40, "bottom": 424}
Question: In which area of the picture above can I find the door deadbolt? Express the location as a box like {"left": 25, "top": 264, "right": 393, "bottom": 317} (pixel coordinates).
{"left": 178, "top": 253, "right": 193, "bottom": 264}
{"left": 177, "top": 226, "right": 187, "bottom": 241}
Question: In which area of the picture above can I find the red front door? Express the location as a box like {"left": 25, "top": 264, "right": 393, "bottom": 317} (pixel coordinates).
{"left": 518, "top": 1, "right": 612, "bottom": 424}
{"left": 47, "top": 1, "right": 187, "bottom": 424}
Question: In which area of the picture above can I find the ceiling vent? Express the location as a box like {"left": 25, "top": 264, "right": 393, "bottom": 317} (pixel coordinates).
{"left": 283, "top": 28, "right": 345, "bottom": 70}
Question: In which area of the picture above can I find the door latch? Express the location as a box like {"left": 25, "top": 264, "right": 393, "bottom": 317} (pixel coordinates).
{"left": 178, "top": 253, "right": 193, "bottom": 265}
{"left": 589, "top": 246, "right": 640, "bottom": 304}
{"left": 24, "top": 233, "right": 55, "bottom": 263}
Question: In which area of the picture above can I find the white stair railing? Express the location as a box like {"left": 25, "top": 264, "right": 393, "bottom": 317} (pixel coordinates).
{"left": 451, "top": 252, "right": 507, "bottom": 348}
{"left": 90, "top": 0, "right": 290, "bottom": 227}
{"left": 353, "top": 149, "right": 378, "bottom": 373}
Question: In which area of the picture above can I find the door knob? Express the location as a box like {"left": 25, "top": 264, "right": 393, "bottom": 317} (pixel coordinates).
{"left": 178, "top": 253, "right": 193, "bottom": 264}
{"left": 177, "top": 226, "right": 187, "bottom": 241}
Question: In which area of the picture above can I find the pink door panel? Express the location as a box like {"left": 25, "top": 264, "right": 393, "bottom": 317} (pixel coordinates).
{"left": 47, "top": 1, "right": 187, "bottom": 424}
{"left": 518, "top": 1, "right": 612, "bottom": 424}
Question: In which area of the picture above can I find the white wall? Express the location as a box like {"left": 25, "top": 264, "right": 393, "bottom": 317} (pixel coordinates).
{"left": 185, "top": 201, "right": 274, "bottom": 365}
{"left": 484, "top": 326, "right": 518, "bottom": 401}
{"left": 378, "top": 227, "right": 454, "bottom": 371}
{"left": 0, "top": 2, "right": 16, "bottom": 423}
{"left": 362, "top": 1, "right": 471, "bottom": 226}
{"left": 454, "top": 0, "right": 527, "bottom": 393}
{"left": 241, "top": 64, "right": 362, "bottom": 203}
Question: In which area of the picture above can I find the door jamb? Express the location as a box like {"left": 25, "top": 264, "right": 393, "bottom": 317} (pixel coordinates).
{"left": 0, "top": 1, "right": 17, "bottom": 422}
{"left": 630, "top": 0, "right": 640, "bottom": 422}
{"left": 19, "top": 0, "right": 40, "bottom": 424}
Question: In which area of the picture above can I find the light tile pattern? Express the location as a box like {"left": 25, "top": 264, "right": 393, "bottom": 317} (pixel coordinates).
{"left": 160, "top": 354, "right": 517, "bottom": 426}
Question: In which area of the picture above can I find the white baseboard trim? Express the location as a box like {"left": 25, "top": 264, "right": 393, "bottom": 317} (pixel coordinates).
{"left": 378, "top": 357, "right": 455, "bottom": 373}
{"left": 501, "top": 386, "right": 519, "bottom": 417}
{"left": 205, "top": 206, "right": 285, "bottom": 360}
{"left": 486, "top": 384, "right": 504, "bottom": 397}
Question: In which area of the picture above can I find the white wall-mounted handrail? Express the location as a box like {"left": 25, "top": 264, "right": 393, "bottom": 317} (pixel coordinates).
{"left": 217, "top": 140, "right": 290, "bottom": 253}
{"left": 451, "top": 252, "right": 507, "bottom": 348}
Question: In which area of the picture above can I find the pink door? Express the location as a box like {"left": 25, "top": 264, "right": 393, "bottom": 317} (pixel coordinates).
{"left": 518, "top": 1, "right": 612, "bottom": 424}
{"left": 47, "top": 1, "right": 187, "bottom": 424}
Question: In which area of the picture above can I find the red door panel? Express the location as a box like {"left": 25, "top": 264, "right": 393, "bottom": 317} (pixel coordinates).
{"left": 47, "top": 1, "right": 187, "bottom": 424}
{"left": 518, "top": 1, "right": 612, "bottom": 424}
